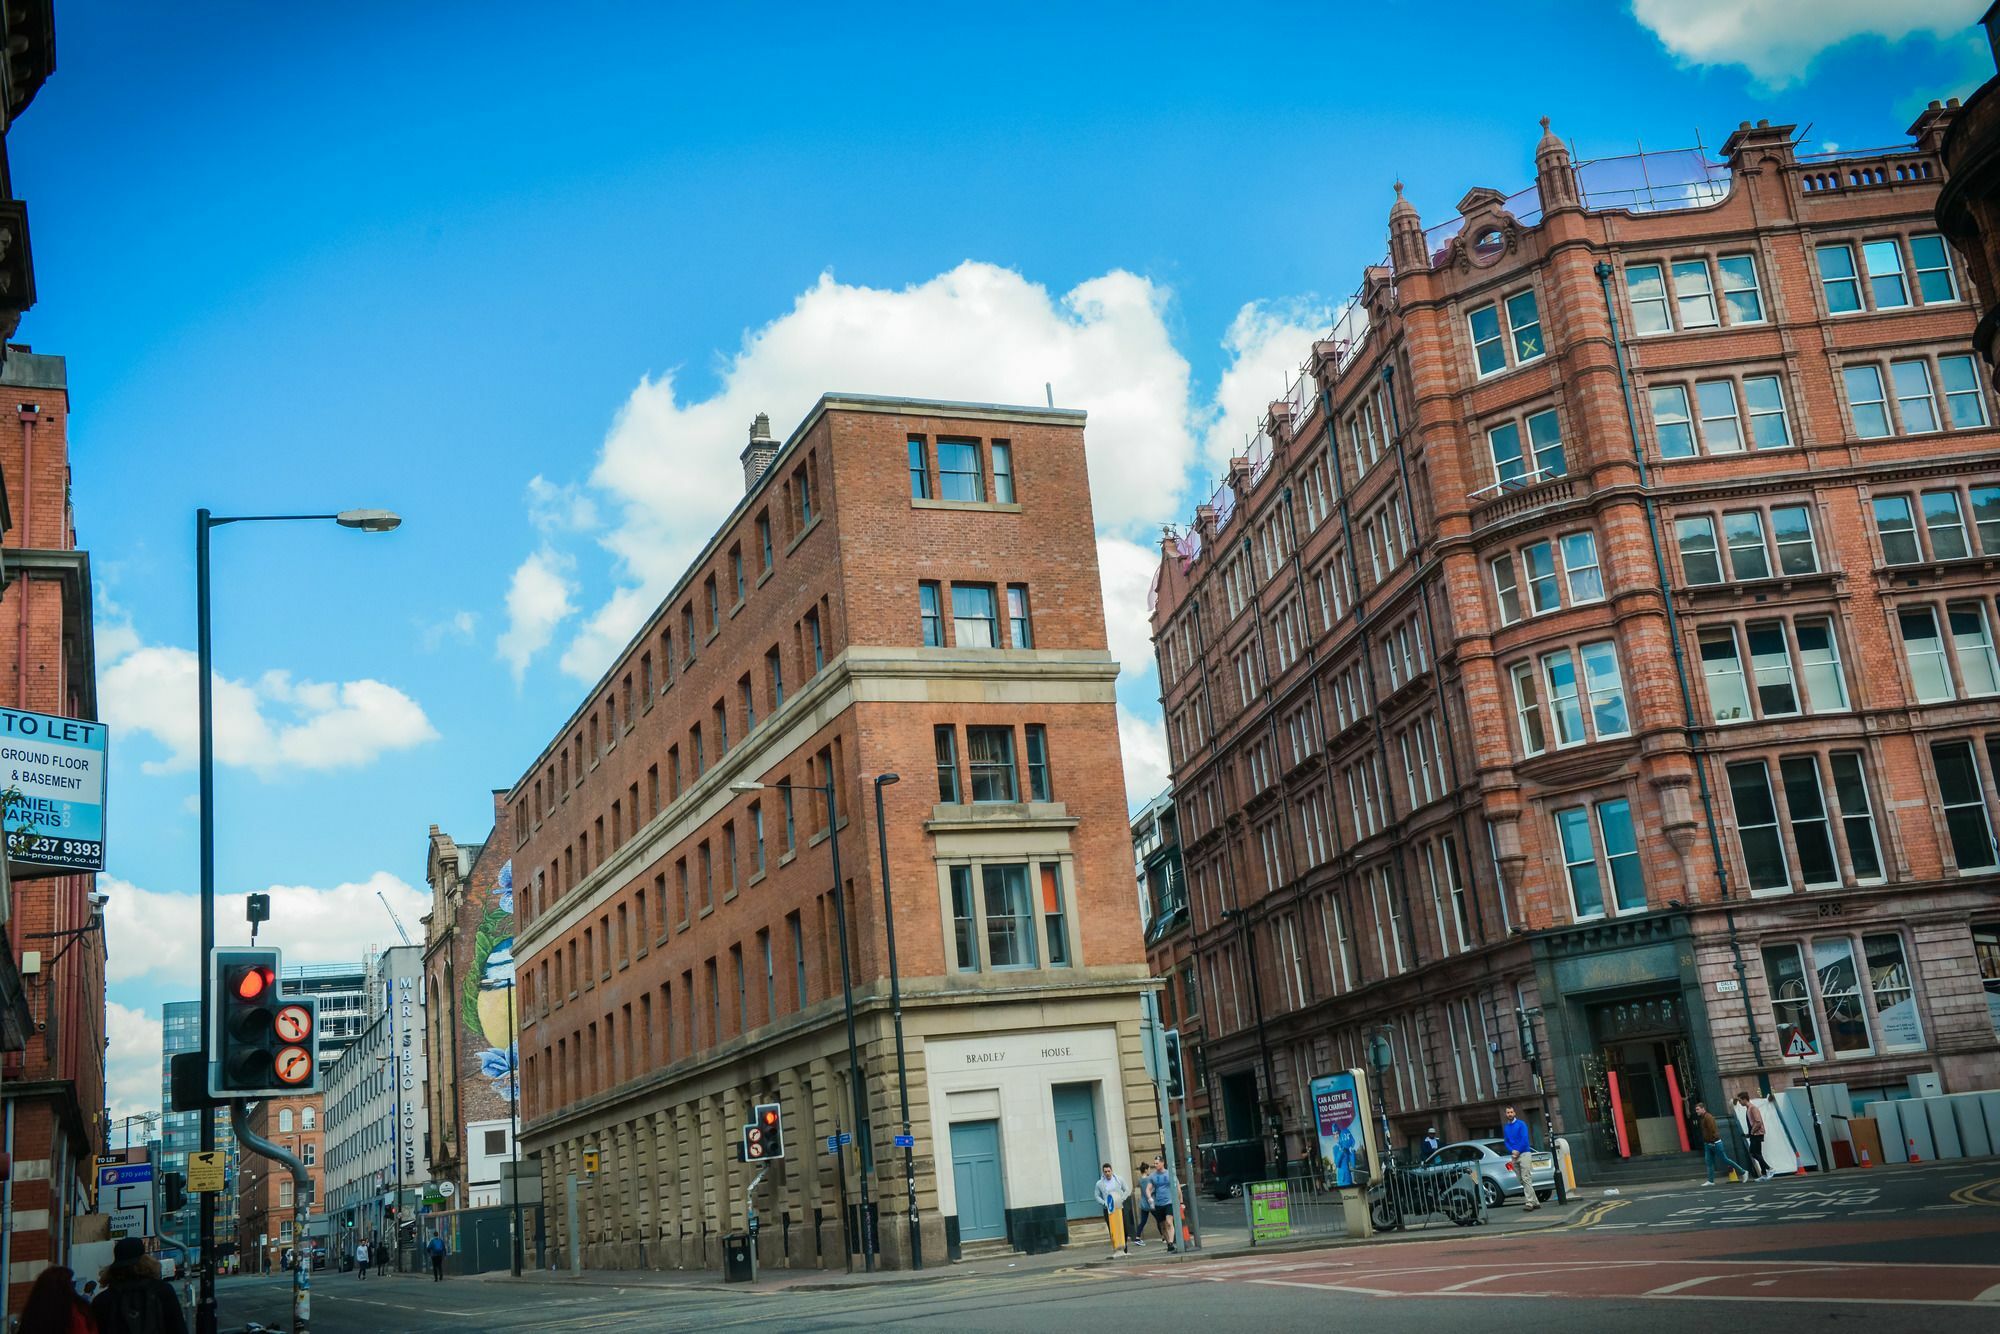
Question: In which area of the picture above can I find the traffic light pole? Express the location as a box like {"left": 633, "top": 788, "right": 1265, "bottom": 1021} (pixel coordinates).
{"left": 234, "top": 1102, "right": 311, "bottom": 1334}
{"left": 195, "top": 510, "right": 219, "bottom": 1334}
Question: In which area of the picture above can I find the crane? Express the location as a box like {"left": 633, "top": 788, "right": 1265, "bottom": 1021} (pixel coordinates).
{"left": 377, "top": 889, "right": 413, "bottom": 946}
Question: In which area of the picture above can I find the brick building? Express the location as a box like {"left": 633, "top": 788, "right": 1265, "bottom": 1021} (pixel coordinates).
{"left": 236, "top": 1092, "right": 324, "bottom": 1274}
{"left": 1, "top": 349, "right": 106, "bottom": 1313}
{"left": 509, "top": 397, "right": 1152, "bottom": 1271}
{"left": 1149, "top": 112, "right": 2000, "bottom": 1184}
{"left": 422, "top": 799, "right": 518, "bottom": 1217}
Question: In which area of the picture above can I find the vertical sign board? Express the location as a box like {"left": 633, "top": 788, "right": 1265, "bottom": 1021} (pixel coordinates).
{"left": 1247, "top": 1181, "right": 1291, "bottom": 1242}
{"left": 98, "top": 1162, "right": 155, "bottom": 1239}
{"left": 1, "top": 707, "right": 107, "bottom": 871}
{"left": 1310, "top": 1071, "right": 1365, "bottom": 1186}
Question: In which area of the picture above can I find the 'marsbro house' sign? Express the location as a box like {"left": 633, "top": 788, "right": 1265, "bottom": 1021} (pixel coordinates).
{"left": 1, "top": 707, "right": 107, "bottom": 872}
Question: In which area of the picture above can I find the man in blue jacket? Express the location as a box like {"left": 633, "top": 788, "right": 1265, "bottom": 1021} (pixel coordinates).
{"left": 1502, "top": 1106, "right": 1539, "bottom": 1212}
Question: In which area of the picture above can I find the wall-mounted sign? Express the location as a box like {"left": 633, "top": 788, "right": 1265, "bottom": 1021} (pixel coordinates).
{"left": 1, "top": 707, "right": 107, "bottom": 871}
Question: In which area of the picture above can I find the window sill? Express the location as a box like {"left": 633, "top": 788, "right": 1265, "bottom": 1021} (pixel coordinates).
{"left": 757, "top": 567, "right": 775, "bottom": 589}
{"left": 699, "top": 904, "right": 715, "bottom": 919}
{"left": 779, "top": 850, "right": 798, "bottom": 868}
{"left": 912, "top": 498, "right": 1024, "bottom": 515}
{"left": 730, "top": 599, "right": 745, "bottom": 620}
{"left": 748, "top": 870, "right": 767, "bottom": 888}
{"left": 786, "top": 515, "right": 822, "bottom": 557}
{"left": 723, "top": 888, "right": 738, "bottom": 904}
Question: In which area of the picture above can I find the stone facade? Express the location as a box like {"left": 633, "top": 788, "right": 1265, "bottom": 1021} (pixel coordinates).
{"left": 507, "top": 397, "right": 1154, "bottom": 1271}
{"left": 1150, "top": 114, "right": 2000, "bottom": 1183}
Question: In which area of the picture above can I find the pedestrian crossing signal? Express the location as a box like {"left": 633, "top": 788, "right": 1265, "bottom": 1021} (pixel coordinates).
{"left": 744, "top": 1103, "right": 784, "bottom": 1161}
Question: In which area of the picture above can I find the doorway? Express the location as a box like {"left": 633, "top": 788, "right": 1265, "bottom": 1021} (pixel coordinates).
{"left": 1585, "top": 993, "right": 1696, "bottom": 1158}
{"left": 1051, "top": 1083, "right": 1102, "bottom": 1220}
{"left": 950, "top": 1120, "right": 1007, "bottom": 1241}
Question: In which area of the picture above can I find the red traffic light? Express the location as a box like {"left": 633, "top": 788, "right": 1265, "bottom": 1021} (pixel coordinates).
{"left": 233, "top": 966, "right": 274, "bottom": 1000}
{"left": 759, "top": 1108, "right": 779, "bottom": 1129}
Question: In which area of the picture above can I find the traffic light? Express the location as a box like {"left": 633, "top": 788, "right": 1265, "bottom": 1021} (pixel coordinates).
{"left": 1162, "top": 1028, "right": 1185, "bottom": 1100}
{"left": 161, "top": 1172, "right": 186, "bottom": 1215}
{"left": 209, "top": 947, "right": 321, "bottom": 1097}
{"left": 744, "top": 1102, "right": 784, "bottom": 1161}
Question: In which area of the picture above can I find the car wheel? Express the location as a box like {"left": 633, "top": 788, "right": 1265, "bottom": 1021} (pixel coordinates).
{"left": 1536, "top": 1187, "right": 1554, "bottom": 1203}
{"left": 1482, "top": 1178, "right": 1504, "bottom": 1208}
{"left": 1228, "top": 1183, "right": 1243, "bottom": 1198}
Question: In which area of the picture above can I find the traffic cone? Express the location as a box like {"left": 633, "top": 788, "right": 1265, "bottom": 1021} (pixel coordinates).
{"left": 1857, "top": 1148, "right": 1872, "bottom": 1168}
{"left": 1908, "top": 1138, "right": 1922, "bottom": 1164}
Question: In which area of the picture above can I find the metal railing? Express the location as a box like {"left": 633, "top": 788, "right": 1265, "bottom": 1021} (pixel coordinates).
{"left": 1242, "top": 1165, "right": 1351, "bottom": 1245}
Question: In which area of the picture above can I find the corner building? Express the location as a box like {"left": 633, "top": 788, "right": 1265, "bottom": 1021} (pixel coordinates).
{"left": 1150, "top": 113, "right": 2000, "bottom": 1183}
{"left": 509, "top": 398, "right": 1151, "bottom": 1271}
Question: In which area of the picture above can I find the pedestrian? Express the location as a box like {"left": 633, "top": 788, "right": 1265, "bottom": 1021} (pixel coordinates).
{"left": 427, "top": 1230, "right": 448, "bottom": 1281}
{"left": 1127, "top": 1160, "right": 1148, "bottom": 1246}
{"left": 91, "top": 1238, "right": 187, "bottom": 1334}
{"left": 1419, "top": 1126, "right": 1442, "bottom": 1161}
{"left": 1144, "top": 1157, "right": 1178, "bottom": 1251}
{"left": 1501, "top": 1106, "right": 1539, "bottom": 1211}
{"left": 1094, "top": 1163, "right": 1130, "bottom": 1258}
{"left": 1695, "top": 1101, "right": 1748, "bottom": 1186}
{"left": 21, "top": 1265, "right": 94, "bottom": 1334}
{"left": 354, "top": 1238, "right": 370, "bottom": 1279}
{"left": 375, "top": 1234, "right": 390, "bottom": 1277}
{"left": 1735, "top": 1092, "right": 1775, "bottom": 1180}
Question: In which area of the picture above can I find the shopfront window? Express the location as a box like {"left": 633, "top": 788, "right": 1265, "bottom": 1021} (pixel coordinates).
{"left": 1763, "top": 943, "right": 1819, "bottom": 1059}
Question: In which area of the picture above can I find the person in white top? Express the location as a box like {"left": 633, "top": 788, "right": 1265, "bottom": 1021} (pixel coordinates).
{"left": 353, "top": 1239, "right": 370, "bottom": 1280}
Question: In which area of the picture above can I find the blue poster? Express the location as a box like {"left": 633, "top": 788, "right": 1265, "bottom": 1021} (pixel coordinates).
{"left": 1311, "top": 1071, "right": 1362, "bottom": 1187}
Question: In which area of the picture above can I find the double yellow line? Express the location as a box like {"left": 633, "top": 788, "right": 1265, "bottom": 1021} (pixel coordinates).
{"left": 1552, "top": 1197, "right": 1631, "bottom": 1230}
{"left": 1948, "top": 1176, "right": 2000, "bottom": 1207}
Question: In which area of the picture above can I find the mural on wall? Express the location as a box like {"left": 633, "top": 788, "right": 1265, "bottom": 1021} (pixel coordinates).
{"left": 462, "top": 859, "right": 517, "bottom": 1102}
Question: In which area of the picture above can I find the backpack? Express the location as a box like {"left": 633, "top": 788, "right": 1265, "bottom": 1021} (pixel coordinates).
{"left": 102, "top": 1282, "right": 170, "bottom": 1334}
{"left": 427, "top": 1236, "right": 445, "bottom": 1257}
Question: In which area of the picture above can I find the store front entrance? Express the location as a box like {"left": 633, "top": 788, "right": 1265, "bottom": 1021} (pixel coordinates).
{"left": 1579, "top": 992, "right": 1699, "bottom": 1159}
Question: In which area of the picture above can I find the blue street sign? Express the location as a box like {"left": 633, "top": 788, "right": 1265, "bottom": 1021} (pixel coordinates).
{"left": 893, "top": 1135, "right": 915, "bottom": 1149}
{"left": 838, "top": 1132, "right": 852, "bottom": 1146}
{"left": 826, "top": 1136, "right": 839, "bottom": 1154}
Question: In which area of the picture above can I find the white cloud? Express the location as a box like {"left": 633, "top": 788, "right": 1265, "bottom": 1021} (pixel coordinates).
{"left": 529, "top": 262, "right": 1198, "bottom": 683}
{"left": 97, "top": 638, "right": 439, "bottom": 776}
{"left": 105, "top": 1001, "right": 163, "bottom": 1121}
{"left": 1631, "top": 0, "right": 1982, "bottom": 87}
{"left": 497, "top": 547, "right": 576, "bottom": 683}
{"left": 101, "top": 870, "right": 430, "bottom": 987}
{"left": 1098, "top": 535, "right": 1163, "bottom": 686}
{"left": 419, "top": 609, "right": 479, "bottom": 652}
{"left": 1200, "top": 298, "right": 1332, "bottom": 477}
{"left": 526, "top": 475, "right": 599, "bottom": 535}
{"left": 1118, "top": 707, "right": 1171, "bottom": 811}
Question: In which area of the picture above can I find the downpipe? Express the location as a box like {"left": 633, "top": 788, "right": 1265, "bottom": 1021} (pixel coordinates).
{"left": 234, "top": 1102, "right": 312, "bottom": 1334}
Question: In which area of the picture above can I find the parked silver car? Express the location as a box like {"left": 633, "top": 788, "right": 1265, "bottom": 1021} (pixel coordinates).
{"left": 1420, "top": 1139, "right": 1557, "bottom": 1207}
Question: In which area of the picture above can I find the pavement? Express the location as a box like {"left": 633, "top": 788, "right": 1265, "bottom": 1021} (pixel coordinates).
{"left": 210, "top": 1158, "right": 2000, "bottom": 1332}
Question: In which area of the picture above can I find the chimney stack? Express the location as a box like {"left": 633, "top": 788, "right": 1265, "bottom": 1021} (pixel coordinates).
{"left": 740, "top": 412, "right": 778, "bottom": 491}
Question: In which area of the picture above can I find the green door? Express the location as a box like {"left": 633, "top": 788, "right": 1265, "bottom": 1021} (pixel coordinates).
{"left": 950, "top": 1119, "right": 1006, "bottom": 1241}
{"left": 1053, "top": 1083, "right": 1102, "bottom": 1219}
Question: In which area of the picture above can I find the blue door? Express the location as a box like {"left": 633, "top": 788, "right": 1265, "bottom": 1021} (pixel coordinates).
{"left": 950, "top": 1120, "right": 1006, "bottom": 1241}
{"left": 1052, "top": 1083, "right": 1102, "bottom": 1220}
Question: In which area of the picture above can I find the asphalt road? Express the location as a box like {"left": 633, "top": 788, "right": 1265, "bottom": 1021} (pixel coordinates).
{"left": 213, "top": 1160, "right": 2000, "bottom": 1333}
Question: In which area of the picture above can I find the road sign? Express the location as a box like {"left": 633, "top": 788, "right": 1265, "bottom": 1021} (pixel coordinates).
{"left": 97, "top": 1162, "right": 155, "bottom": 1239}
{"left": 824, "top": 1132, "right": 853, "bottom": 1153}
{"left": 187, "top": 1151, "right": 227, "bottom": 1194}
{"left": 1785, "top": 1029, "right": 1818, "bottom": 1058}
{"left": 892, "top": 1134, "right": 914, "bottom": 1149}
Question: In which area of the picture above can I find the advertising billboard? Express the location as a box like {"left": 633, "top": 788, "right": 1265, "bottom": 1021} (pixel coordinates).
{"left": 1, "top": 707, "right": 107, "bottom": 872}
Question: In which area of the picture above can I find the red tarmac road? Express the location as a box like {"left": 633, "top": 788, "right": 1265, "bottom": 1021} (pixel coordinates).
{"left": 1133, "top": 1212, "right": 2000, "bottom": 1308}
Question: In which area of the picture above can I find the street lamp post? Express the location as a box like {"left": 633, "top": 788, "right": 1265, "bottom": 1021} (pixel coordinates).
{"left": 480, "top": 976, "right": 525, "bottom": 1275}
{"left": 197, "top": 507, "right": 398, "bottom": 1334}
{"left": 732, "top": 776, "right": 872, "bottom": 1271}
{"left": 870, "top": 773, "right": 919, "bottom": 1271}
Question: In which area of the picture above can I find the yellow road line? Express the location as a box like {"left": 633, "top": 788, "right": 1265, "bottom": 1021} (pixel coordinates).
{"left": 1949, "top": 1176, "right": 2000, "bottom": 1208}
{"left": 1552, "top": 1197, "right": 1631, "bottom": 1230}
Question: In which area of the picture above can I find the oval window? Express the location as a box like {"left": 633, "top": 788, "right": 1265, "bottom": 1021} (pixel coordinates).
{"left": 1472, "top": 227, "right": 1505, "bottom": 261}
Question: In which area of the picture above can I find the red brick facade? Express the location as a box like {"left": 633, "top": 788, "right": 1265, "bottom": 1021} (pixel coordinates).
{"left": 507, "top": 397, "right": 1155, "bottom": 1271}
{"left": 1150, "top": 116, "right": 2000, "bottom": 1180}
{"left": 235, "top": 1094, "right": 325, "bottom": 1273}
{"left": 0, "top": 350, "right": 106, "bottom": 1315}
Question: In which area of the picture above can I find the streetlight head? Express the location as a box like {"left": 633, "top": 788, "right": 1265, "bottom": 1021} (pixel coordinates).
{"left": 335, "top": 509, "right": 402, "bottom": 533}
{"left": 877, "top": 773, "right": 901, "bottom": 786}
{"left": 729, "top": 780, "right": 765, "bottom": 794}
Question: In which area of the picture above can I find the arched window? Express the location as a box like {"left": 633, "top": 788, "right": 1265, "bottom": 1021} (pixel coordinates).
{"left": 279, "top": 1109, "right": 293, "bottom": 1133}
{"left": 302, "top": 1107, "right": 316, "bottom": 1130}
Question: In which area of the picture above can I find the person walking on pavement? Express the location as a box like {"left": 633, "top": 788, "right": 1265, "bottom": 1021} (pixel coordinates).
{"left": 1095, "top": 1163, "right": 1130, "bottom": 1258}
{"left": 1695, "top": 1101, "right": 1749, "bottom": 1185}
{"left": 1419, "top": 1127, "right": 1442, "bottom": 1161}
{"left": 1735, "top": 1092, "right": 1775, "bottom": 1180}
{"left": 1144, "top": 1157, "right": 1178, "bottom": 1251}
{"left": 1501, "top": 1106, "right": 1540, "bottom": 1211}
{"left": 354, "top": 1238, "right": 369, "bottom": 1279}
{"left": 375, "top": 1234, "right": 389, "bottom": 1277}
{"left": 426, "top": 1231, "right": 448, "bottom": 1281}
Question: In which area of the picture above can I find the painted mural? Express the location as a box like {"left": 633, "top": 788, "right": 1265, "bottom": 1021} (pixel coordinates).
{"left": 461, "top": 858, "right": 518, "bottom": 1102}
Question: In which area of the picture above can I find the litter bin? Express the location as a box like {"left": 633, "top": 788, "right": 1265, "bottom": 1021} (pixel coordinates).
{"left": 722, "top": 1232, "right": 754, "bottom": 1283}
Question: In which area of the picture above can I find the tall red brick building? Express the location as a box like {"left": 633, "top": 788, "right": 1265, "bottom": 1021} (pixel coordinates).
{"left": 509, "top": 398, "right": 1152, "bottom": 1271}
{"left": 0, "top": 348, "right": 107, "bottom": 1313}
{"left": 1149, "top": 112, "right": 2000, "bottom": 1182}
{"left": 236, "top": 1093, "right": 325, "bottom": 1273}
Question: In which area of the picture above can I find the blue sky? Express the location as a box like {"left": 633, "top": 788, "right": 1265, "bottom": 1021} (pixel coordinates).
{"left": 20, "top": 2, "right": 1988, "bottom": 1117}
